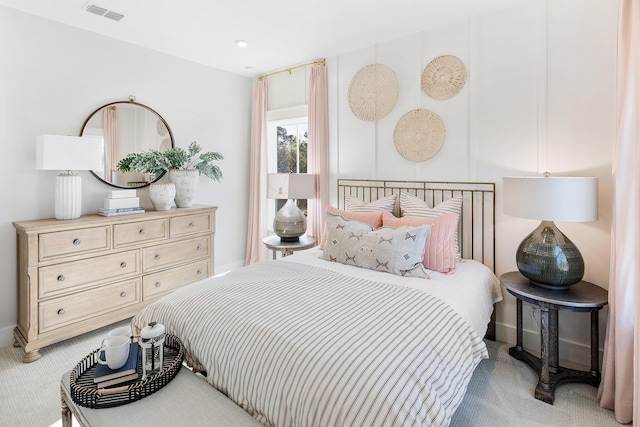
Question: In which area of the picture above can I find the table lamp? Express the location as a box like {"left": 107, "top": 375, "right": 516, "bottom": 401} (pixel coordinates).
{"left": 267, "top": 173, "right": 316, "bottom": 241}
{"left": 36, "top": 134, "right": 103, "bottom": 220}
{"left": 503, "top": 173, "right": 598, "bottom": 290}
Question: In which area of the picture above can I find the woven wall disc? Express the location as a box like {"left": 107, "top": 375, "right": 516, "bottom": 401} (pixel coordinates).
{"left": 421, "top": 55, "right": 467, "bottom": 100}
{"left": 394, "top": 109, "right": 446, "bottom": 162}
{"left": 348, "top": 64, "right": 399, "bottom": 121}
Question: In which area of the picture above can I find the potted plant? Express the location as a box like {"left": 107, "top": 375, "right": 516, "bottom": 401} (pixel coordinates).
{"left": 118, "top": 141, "right": 223, "bottom": 208}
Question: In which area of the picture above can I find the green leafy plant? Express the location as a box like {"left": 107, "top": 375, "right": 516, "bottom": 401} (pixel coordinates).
{"left": 117, "top": 141, "right": 223, "bottom": 182}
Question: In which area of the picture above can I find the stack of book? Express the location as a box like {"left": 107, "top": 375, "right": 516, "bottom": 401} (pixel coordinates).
{"left": 98, "top": 189, "right": 145, "bottom": 216}
{"left": 93, "top": 342, "right": 140, "bottom": 388}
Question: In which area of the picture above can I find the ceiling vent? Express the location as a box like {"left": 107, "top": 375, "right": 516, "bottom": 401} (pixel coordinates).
{"left": 85, "top": 4, "right": 124, "bottom": 22}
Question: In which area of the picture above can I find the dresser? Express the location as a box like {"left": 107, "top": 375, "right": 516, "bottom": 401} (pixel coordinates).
{"left": 12, "top": 205, "right": 216, "bottom": 363}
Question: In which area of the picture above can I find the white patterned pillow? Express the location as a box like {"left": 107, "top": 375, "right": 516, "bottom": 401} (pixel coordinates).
{"left": 345, "top": 194, "right": 396, "bottom": 213}
{"left": 322, "top": 212, "right": 431, "bottom": 278}
{"left": 399, "top": 192, "right": 463, "bottom": 261}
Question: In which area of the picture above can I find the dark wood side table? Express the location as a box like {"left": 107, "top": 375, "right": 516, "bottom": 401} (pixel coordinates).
{"left": 262, "top": 234, "right": 317, "bottom": 260}
{"left": 499, "top": 271, "right": 608, "bottom": 404}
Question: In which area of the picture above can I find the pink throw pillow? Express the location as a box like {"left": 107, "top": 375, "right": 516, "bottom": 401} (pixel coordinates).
{"left": 381, "top": 210, "right": 457, "bottom": 274}
{"left": 319, "top": 206, "right": 384, "bottom": 249}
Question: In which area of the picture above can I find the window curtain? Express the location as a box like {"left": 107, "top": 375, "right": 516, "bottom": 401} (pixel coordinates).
{"left": 245, "top": 79, "right": 269, "bottom": 265}
{"left": 306, "top": 64, "right": 329, "bottom": 240}
{"left": 598, "top": 0, "right": 640, "bottom": 423}
{"left": 103, "top": 106, "right": 119, "bottom": 182}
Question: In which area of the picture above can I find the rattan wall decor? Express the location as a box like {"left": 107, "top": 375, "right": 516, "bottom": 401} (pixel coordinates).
{"left": 421, "top": 55, "right": 467, "bottom": 100}
{"left": 393, "top": 109, "right": 446, "bottom": 162}
{"left": 348, "top": 64, "right": 399, "bottom": 121}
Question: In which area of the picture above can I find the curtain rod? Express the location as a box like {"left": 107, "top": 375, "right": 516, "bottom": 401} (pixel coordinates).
{"left": 258, "top": 59, "right": 326, "bottom": 81}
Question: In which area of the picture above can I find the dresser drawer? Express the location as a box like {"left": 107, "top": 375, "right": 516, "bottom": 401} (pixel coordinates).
{"left": 38, "top": 279, "right": 140, "bottom": 333}
{"left": 39, "top": 250, "right": 140, "bottom": 298}
{"left": 142, "top": 236, "right": 211, "bottom": 272}
{"left": 39, "top": 226, "right": 110, "bottom": 260}
{"left": 113, "top": 219, "right": 168, "bottom": 247}
{"left": 170, "top": 213, "right": 213, "bottom": 238}
{"left": 143, "top": 260, "right": 209, "bottom": 300}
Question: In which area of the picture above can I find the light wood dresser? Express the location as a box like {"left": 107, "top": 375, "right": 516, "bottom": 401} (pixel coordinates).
{"left": 12, "top": 205, "right": 216, "bottom": 363}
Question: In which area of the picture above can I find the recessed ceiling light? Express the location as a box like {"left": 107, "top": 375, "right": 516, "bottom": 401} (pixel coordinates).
{"left": 235, "top": 40, "right": 248, "bottom": 48}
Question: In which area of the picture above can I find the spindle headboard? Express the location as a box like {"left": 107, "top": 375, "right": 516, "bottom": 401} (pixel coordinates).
{"left": 337, "top": 179, "right": 496, "bottom": 273}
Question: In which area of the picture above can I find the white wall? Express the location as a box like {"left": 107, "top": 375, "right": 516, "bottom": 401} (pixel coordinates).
{"left": 326, "top": 0, "right": 616, "bottom": 366}
{"left": 0, "top": 6, "right": 252, "bottom": 346}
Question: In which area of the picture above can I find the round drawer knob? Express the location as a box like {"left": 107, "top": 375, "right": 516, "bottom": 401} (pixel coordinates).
{"left": 196, "top": 245, "right": 202, "bottom": 251}
{"left": 120, "top": 291, "right": 127, "bottom": 298}
{"left": 139, "top": 229, "right": 145, "bottom": 235}
{"left": 189, "top": 222, "right": 195, "bottom": 227}
{"left": 57, "top": 275, "right": 65, "bottom": 282}
{"left": 197, "top": 269, "right": 203, "bottom": 275}
{"left": 72, "top": 239, "right": 81, "bottom": 246}
{"left": 120, "top": 262, "right": 127, "bottom": 268}
{"left": 155, "top": 282, "right": 161, "bottom": 288}
{"left": 57, "top": 309, "right": 65, "bottom": 316}
{"left": 154, "top": 254, "right": 161, "bottom": 260}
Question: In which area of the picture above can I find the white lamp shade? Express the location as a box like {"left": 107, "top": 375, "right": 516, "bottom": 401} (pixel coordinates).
{"left": 36, "top": 134, "right": 103, "bottom": 171}
{"left": 503, "top": 176, "right": 598, "bottom": 222}
{"left": 267, "top": 173, "right": 316, "bottom": 200}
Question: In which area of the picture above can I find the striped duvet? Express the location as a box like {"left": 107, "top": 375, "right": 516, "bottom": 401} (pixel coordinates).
{"left": 132, "top": 260, "right": 488, "bottom": 427}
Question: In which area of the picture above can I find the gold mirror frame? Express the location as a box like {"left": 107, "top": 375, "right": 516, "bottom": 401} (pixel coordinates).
{"left": 79, "top": 100, "right": 174, "bottom": 189}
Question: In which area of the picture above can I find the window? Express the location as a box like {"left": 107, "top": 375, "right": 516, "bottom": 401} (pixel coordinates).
{"left": 267, "top": 113, "right": 308, "bottom": 228}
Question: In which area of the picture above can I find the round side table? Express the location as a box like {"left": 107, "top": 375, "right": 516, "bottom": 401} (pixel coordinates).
{"left": 262, "top": 235, "right": 317, "bottom": 260}
{"left": 500, "top": 271, "right": 608, "bottom": 404}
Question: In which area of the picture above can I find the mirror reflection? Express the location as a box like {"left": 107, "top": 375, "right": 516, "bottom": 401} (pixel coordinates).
{"left": 80, "top": 100, "right": 174, "bottom": 188}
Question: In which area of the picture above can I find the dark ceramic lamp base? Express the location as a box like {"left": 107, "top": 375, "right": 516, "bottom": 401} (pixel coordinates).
{"left": 516, "top": 220, "right": 585, "bottom": 290}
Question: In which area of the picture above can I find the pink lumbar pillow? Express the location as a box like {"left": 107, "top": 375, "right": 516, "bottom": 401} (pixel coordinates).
{"left": 319, "top": 206, "right": 384, "bottom": 249}
{"left": 381, "top": 210, "right": 458, "bottom": 274}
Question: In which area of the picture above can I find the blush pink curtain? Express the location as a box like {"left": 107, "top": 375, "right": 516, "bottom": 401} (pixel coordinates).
{"left": 245, "top": 80, "right": 269, "bottom": 265}
{"left": 598, "top": 0, "right": 640, "bottom": 423}
{"left": 103, "top": 106, "right": 119, "bottom": 182}
{"left": 306, "top": 64, "right": 329, "bottom": 240}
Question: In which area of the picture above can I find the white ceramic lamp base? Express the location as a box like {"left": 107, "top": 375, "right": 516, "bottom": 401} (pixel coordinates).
{"left": 273, "top": 199, "right": 307, "bottom": 242}
{"left": 55, "top": 172, "right": 82, "bottom": 220}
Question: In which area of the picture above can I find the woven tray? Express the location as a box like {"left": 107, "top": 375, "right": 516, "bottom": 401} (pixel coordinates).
{"left": 70, "top": 334, "right": 184, "bottom": 409}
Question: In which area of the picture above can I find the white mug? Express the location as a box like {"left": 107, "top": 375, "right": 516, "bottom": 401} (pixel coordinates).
{"left": 98, "top": 335, "right": 130, "bottom": 370}
{"left": 107, "top": 326, "right": 132, "bottom": 341}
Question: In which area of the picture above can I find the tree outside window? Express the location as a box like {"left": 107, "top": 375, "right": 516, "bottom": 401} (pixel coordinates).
{"left": 276, "top": 124, "right": 308, "bottom": 213}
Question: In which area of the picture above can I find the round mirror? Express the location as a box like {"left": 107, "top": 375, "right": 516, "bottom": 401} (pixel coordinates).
{"left": 80, "top": 100, "right": 174, "bottom": 189}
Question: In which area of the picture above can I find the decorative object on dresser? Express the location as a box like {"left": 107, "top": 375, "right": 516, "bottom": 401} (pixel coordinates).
{"left": 79, "top": 97, "right": 175, "bottom": 189}
{"left": 267, "top": 173, "right": 316, "bottom": 241}
{"left": 117, "top": 141, "right": 223, "bottom": 208}
{"left": 503, "top": 173, "right": 598, "bottom": 289}
{"left": 347, "top": 63, "right": 399, "bottom": 121}
{"left": 12, "top": 205, "right": 216, "bottom": 362}
{"left": 36, "top": 134, "right": 103, "bottom": 220}
{"left": 99, "top": 188, "right": 144, "bottom": 216}
{"left": 393, "top": 109, "right": 446, "bottom": 162}
{"left": 421, "top": 55, "right": 468, "bottom": 100}
{"left": 148, "top": 182, "right": 176, "bottom": 211}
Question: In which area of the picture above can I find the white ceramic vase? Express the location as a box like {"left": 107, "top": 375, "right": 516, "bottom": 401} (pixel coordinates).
{"left": 148, "top": 183, "right": 176, "bottom": 211}
{"left": 169, "top": 169, "right": 199, "bottom": 208}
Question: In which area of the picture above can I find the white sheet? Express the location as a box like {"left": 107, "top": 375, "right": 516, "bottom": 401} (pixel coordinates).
{"left": 282, "top": 249, "right": 503, "bottom": 337}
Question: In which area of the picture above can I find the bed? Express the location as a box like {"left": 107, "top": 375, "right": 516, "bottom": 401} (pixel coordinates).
{"left": 132, "top": 179, "right": 501, "bottom": 427}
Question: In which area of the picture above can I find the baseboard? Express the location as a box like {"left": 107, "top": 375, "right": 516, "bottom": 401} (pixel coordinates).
{"left": 0, "top": 324, "right": 15, "bottom": 348}
{"left": 496, "top": 321, "right": 603, "bottom": 369}
{"left": 215, "top": 260, "right": 244, "bottom": 276}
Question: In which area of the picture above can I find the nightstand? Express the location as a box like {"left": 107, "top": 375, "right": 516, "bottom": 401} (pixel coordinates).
{"left": 262, "top": 235, "right": 317, "bottom": 260}
{"left": 500, "top": 271, "right": 608, "bottom": 404}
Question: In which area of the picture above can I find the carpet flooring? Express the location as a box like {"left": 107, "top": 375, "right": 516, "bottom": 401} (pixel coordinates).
{"left": 0, "top": 321, "right": 626, "bottom": 427}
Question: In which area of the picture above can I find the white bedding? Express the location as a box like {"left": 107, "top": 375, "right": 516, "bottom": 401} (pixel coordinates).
{"left": 132, "top": 254, "right": 501, "bottom": 427}
{"left": 289, "top": 249, "right": 502, "bottom": 338}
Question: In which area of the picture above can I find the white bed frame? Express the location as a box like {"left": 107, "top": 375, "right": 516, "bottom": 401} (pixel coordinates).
{"left": 337, "top": 178, "right": 497, "bottom": 339}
